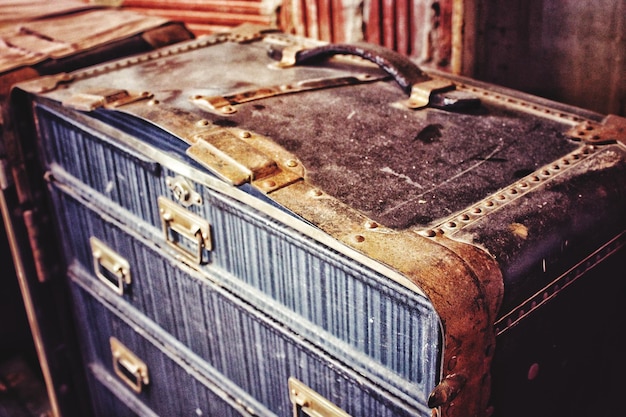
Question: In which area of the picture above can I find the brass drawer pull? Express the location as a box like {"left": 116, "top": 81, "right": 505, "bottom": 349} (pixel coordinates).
{"left": 288, "top": 377, "right": 351, "bottom": 417}
{"left": 158, "top": 196, "right": 212, "bottom": 264}
{"left": 90, "top": 237, "right": 131, "bottom": 295}
{"left": 110, "top": 337, "right": 149, "bottom": 394}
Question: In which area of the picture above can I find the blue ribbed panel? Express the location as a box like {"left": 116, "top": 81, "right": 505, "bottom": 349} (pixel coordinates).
{"left": 69, "top": 251, "right": 427, "bottom": 416}
{"left": 37, "top": 104, "right": 441, "bottom": 403}
{"left": 70, "top": 278, "right": 259, "bottom": 417}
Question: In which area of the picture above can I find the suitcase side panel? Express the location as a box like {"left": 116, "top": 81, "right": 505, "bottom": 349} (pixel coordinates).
{"left": 69, "top": 274, "right": 260, "bottom": 417}
{"left": 37, "top": 101, "right": 442, "bottom": 397}
{"left": 48, "top": 176, "right": 436, "bottom": 414}
{"left": 67, "top": 240, "right": 429, "bottom": 417}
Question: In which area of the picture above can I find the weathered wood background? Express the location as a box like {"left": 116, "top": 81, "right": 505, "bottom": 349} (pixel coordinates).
{"left": 92, "top": 0, "right": 624, "bottom": 116}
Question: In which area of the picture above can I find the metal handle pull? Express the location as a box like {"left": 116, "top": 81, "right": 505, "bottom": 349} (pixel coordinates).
{"left": 288, "top": 378, "right": 351, "bottom": 417}
{"left": 110, "top": 337, "right": 149, "bottom": 394}
{"left": 90, "top": 237, "right": 131, "bottom": 295}
{"left": 158, "top": 196, "right": 212, "bottom": 264}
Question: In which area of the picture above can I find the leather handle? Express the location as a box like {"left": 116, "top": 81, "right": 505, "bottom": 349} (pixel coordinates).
{"left": 271, "top": 42, "right": 431, "bottom": 95}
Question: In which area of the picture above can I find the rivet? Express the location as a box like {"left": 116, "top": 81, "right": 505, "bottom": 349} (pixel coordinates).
{"left": 196, "top": 119, "right": 210, "bottom": 127}
{"left": 364, "top": 220, "right": 378, "bottom": 229}
{"left": 354, "top": 235, "right": 365, "bottom": 243}
{"left": 240, "top": 131, "right": 251, "bottom": 138}
{"left": 310, "top": 189, "right": 323, "bottom": 197}
{"left": 148, "top": 99, "right": 159, "bottom": 106}
{"left": 264, "top": 180, "right": 276, "bottom": 188}
{"left": 286, "top": 159, "right": 298, "bottom": 167}
{"left": 460, "top": 214, "right": 470, "bottom": 221}
{"left": 423, "top": 229, "right": 437, "bottom": 237}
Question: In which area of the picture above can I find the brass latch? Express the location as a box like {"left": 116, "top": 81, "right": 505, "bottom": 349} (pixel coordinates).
{"left": 110, "top": 337, "right": 149, "bottom": 394}
{"left": 406, "top": 78, "right": 456, "bottom": 109}
{"left": 62, "top": 88, "right": 152, "bottom": 111}
{"left": 186, "top": 128, "right": 304, "bottom": 192}
{"left": 158, "top": 197, "right": 212, "bottom": 264}
{"left": 90, "top": 237, "right": 131, "bottom": 296}
{"left": 566, "top": 114, "right": 626, "bottom": 146}
{"left": 288, "top": 378, "right": 352, "bottom": 417}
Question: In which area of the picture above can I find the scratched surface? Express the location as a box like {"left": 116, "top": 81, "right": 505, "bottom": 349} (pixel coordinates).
{"left": 228, "top": 80, "right": 579, "bottom": 229}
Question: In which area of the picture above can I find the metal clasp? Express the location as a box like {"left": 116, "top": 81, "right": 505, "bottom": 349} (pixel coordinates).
{"left": 288, "top": 377, "right": 351, "bottom": 417}
{"left": 90, "top": 237, "right": 131, "bottom": 296}
{"left": 110, "top": 337, "right": 149, "bottom": 394}
{"left": 63, "top": 88, "right": 152, "bottom": 111}
{"left": 406, "top": 78, "right": 455, "bottom": 109}
{"left": 158, "top": 197, "right": 212, "bottom": 264}
{"left": 166, "top": 176, "right": 202, "bottom": 207}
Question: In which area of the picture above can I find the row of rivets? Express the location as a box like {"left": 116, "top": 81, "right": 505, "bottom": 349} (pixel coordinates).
{"left": 73, "top": 35, "right": 228, "bottom": 82}
{"left": 421, "top": 146, "right": 596, "bottom": 237}
{"left": 458, "top": 84, "right": 585, "bottom": 124}
{"left": 495, "top": 232, "right": 624, "bottom": 335}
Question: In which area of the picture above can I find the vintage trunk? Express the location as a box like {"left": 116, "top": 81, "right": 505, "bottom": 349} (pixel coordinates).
{"left": 0, "top": 2, "right": 193, "bottom": 415}
{"left": 3, "top": 25, "right": 625, "bottom": 417}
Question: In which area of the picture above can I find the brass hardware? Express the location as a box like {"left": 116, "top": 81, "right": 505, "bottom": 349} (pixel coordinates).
{"left": 187, "top": 129, "right": 277, "bottom": 185}
{"left": 110, "top": 337, "right": 149, "bottom": 394}
{"left": 277, "top": 45, "right": 305, "bottom": 67}
{"left": 158, "top": 197, "right": 211, "bottom": 264}
{"left": 566, "top": 114, "right": 626, "bottom": 146}
{"left": 406, "top": 79, "right": 456, "bottom": 109}
{"left": 190, "top": 74, "right": 385, "bottom": 114}
{"left": 166, "top": 176, "right": 202, "bottom": 207}
{"left": 288, "top": 378, "right": 351, "bottom": 417}
{"left": 90, "top": 237, "right": 131, "bottom": 295}
{"left": 62, "top": 88, "right": 152, "bottom": 111}
{"left": 19, "top": 73, "right": 74, "bottom": 94}
{"left": 186, "top": 128, "right": 304, "bottom": 190}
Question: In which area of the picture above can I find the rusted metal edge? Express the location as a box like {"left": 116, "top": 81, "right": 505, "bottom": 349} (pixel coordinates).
{"left": 425, "top": 144, "right": 600, "bottom": 236}
{"left": 269, "top": 181, "right": 504, "bottom": 417}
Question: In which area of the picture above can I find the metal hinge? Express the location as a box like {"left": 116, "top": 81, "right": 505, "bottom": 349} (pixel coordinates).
{"left": 186, "top": 128, "right": 304, "bottom": 192}
{"left": 62, "top": 88, "right": 152, "bottom": 111}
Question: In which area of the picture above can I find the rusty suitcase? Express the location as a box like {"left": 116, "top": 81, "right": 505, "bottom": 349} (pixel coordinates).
{"left": 0, "top": 2, "right": 194, "bottom": 415}
{"left": 2, "top": 24, "right": 625, "bottom": 417}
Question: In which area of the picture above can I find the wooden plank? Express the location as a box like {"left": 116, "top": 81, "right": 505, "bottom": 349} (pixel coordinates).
{"left": 317, "top": 0, "right": 333, "bottom": 41}
{"left": 365, "top": 0, "right": 382, "bottom": 45}
{"left": 123, "top": 7, "right": 272, "bottom": 26}
{"left": 382, "top": 0, "right": 396, "bottom": 49}
{"left": 123, "top": 0, "right": 265, "bottom": 14}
